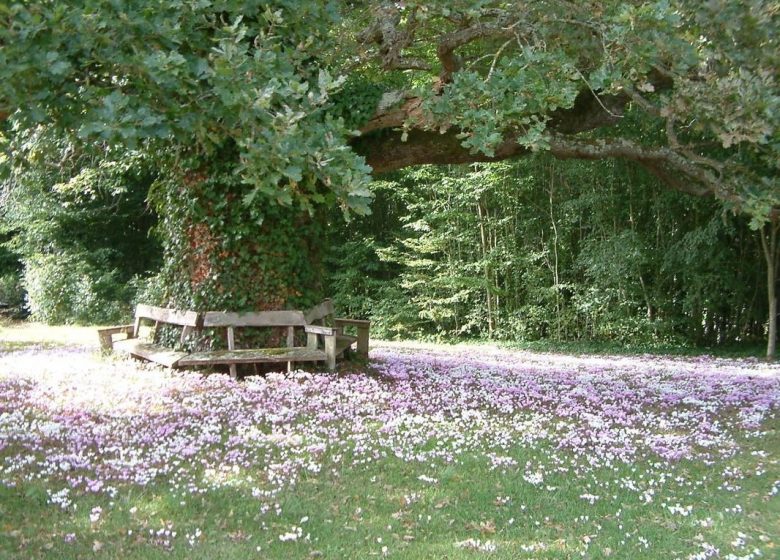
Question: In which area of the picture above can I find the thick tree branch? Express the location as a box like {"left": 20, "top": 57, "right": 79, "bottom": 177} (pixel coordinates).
{"left": 359, "top": 85, "right": 627, "bottom": 137}
{"left": 354, "top": 88, "right": 628, "bottom": 166}
{"left": 437, "top": 18, "right": 517, "bottom": 82}
{"left": 359, "top": 93, "right": 424, "bottom": 135}
{"left": 358, "top": 3, "right": 430, "bottom": 71}
{"left": 547, "top": 135, "right": 733, "bottom": 201}
{"left": 351, "top": 89, "right": 739, "bottom": 207}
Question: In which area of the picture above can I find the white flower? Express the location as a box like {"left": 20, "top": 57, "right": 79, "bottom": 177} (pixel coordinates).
{"left": 89, "top": 506, "right": 102, "bottom": 523}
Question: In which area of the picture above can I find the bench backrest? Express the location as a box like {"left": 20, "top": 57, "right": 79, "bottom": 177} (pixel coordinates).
{"left": 304, "top": 299, "right": 335, "bottom": 324}
{"left": 135, "top": 304, "right": 200, "bottom": 326}
{"left": 202, "top": 310, "right": 307, "bottom": 328}
{"left": 202, "top": 310, "right": 309, "bottom": 352}
{"left": 133, "top": 304, "right": 200, "bottom": 338}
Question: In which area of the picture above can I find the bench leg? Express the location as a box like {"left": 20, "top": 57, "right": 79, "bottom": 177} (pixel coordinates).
{"left": 324, "top": 335, "right": 336, "bottom": 371}
{"left": 356, "top": 326, "right": 369, "bottom": 358}
{"left": 229, "top": 364, "right": 238, "bottom": 379}
{"left": 98, "top": 331, "right": 113, "bottom": 351}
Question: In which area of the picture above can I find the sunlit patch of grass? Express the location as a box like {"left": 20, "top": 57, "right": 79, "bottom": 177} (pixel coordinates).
{"left": 0, "top": 321, "right": 103, "bottom": 351}
{"left": 1, "top": 431, "right": 778, "bottom": 559}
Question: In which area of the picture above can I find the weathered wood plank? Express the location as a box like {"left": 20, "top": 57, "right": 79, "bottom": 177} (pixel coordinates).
{"left": 97, "top": 324, "right": 134, "bottom": 351}
{"left": 226, "top": 326, "right": 237, "bottom": 379}
{"left": 177, "top": 347, "right": 327, "bottom": 366}
{"left": 304, "top": 299, "right": 335, "bottom": 323}
{"left": 334, "top": 319, "right": 370, "bottom": 358}
{"left": 304, "top": 324, "right": 337, "bottom": 336}
{"left": 324, "top": 334, "right": 336, "bottom": 370}
{"left": 336, "top": 334, "right": 357, "bottom": 354}
{"left": 356, "top": 325, "right": 369, "bottom": 358}
{"left": 135, "top": 304, "right": 200, "bottom": 327}
{"left": 113, "top": 339, "right": 188, "bottom": 368}
{"left": 202, "top": 310, "right": 307, "bottom": 328}
{"left": 335, "top": 318, "right": 371, "bottom": 327}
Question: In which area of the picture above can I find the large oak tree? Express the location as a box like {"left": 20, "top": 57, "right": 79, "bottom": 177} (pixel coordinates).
{"left": 1, "top": 1, "right": 778, "bottom": 352}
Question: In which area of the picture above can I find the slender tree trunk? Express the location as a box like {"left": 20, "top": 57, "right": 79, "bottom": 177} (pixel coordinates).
{"left": 477, "top": 200, "right": 495, "bottom": 336}
{"left": 637, "top": 273, "right": 654, "bottom": 321}
{"left": 548, "top": 164, "right": 562, "bottom": 339}
{"left": 759, "top": 216, "right": 779, "bottom": 359}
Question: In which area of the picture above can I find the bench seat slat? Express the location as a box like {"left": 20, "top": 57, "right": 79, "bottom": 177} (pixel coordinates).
{"left": 113, "top": 339, "right": 189, "bottom": 368}
{"left": 177, "top": 347, "right": 327, "bottom": 366}
{"left": 337, "top": 334, "right": 357, "bottom": 354}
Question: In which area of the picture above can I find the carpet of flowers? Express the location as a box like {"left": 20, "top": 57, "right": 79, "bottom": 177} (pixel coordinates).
{"left": 0, "top": 343, "right": 778, "bottom": 558}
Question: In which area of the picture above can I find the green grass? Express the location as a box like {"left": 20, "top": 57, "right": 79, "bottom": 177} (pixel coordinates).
{"left": 1, "top": 322, "right": 777, "bottom": 558}
{"left": 1, "top": 422, "right": 777, "bottom": 559}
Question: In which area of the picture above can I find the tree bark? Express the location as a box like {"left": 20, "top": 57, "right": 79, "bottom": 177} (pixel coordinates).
{"left": 352, "top": 89, "right": 627, "bottom": 174}
{"left": 760, "top": 217, "right": 779, "bottom": 360}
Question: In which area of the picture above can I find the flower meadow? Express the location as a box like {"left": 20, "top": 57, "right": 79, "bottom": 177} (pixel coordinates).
{"left": 0, "top": 342, "right": 778, "bottom": 559}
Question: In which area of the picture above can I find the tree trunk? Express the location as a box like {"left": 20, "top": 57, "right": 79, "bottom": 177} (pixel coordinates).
{"left": 154, "top": 154, "right": 327, "bottom": 317}
{"left": 548, "top": 164, "right": 562, "bottom": 340}
{"left": 476, "top": 200, "right": 495, "bottom": 337}
{"left": 759, "top": 217, "right": 779, "bottom": 359}
{"left": 767, "top": 275, "right": 776, "bottom": 359}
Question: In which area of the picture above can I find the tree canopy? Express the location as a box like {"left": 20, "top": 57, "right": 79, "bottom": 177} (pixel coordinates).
{"left": 2, "top": 1, "right": 777, "bottom": 217}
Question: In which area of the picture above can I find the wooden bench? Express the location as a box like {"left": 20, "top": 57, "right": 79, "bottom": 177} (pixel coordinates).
{"left": 305, "top": 299, "right": 370, "bottom": 359}
{"left": 99, "top": 302, "right": 365, "bottom": 377}
{"left": 97, "top": 304, "right": 200, "bottom": 368}
{"left": 176, "top": 310, "right": 338, "bottom": 378}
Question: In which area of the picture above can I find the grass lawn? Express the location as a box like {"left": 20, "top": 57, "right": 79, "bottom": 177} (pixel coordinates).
{"left": 0, "top": 324, "right": 778, "bottom": 559}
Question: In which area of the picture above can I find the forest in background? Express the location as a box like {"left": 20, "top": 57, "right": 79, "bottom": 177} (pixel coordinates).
{"left": 329, "top": 157, "right": 766, "bottom": 348}
{"left": 0, "top": 136, "right": 767, "bottom": 351}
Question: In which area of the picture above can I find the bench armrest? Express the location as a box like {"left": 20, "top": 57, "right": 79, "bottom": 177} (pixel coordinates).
{"left": 97, "top": 324, "right": 135, "bottom": 351}
{"left": 304, "top": 325, "right": 338, "bottom": 336}
{"left": 304, "top": 324, "right": 339, "bottom": 370}
{"left": 334, "top": 318, "right": 370, "bottom": 327}
{"left": 334, "top": 318, "right": 370, "bottom": 358}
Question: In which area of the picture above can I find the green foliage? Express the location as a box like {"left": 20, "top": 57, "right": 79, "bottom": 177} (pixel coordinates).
{"left": 22, "top": 252, "right": 133, "bottom": 324}
{"left": 0, "top": 234, "right": 20, "bottom": 276}
{"left": 0, "top": 0, "right": 374, "bottom": 217}
{"left": 328, "top": 155, "right": 766, "bottom": 347}
{"left": 330, "top": 77, "right": 385, "bottom": 131}
{"left": 0, "top": 272, "right": 24, "bottom": 316}
{"left": 1, "top": 127, "right": 161, "bottom": 324}
{"left": 148, "top": 144, "right": 327, "bottom": 315}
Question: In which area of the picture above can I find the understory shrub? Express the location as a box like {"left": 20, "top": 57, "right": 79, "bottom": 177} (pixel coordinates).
{"left": 0, "top": 272, "right": 25, "bottom": 317}
{"left": 22, "top": 252, "right": 134, "bottom": 325}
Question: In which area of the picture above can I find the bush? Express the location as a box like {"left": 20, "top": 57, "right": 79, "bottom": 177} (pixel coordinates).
{"left": 0, "top": 272, "right": 26, "bottom": 318}
{"left": 128, "top": 271, "right": 169, "bottom": 307}
{"left": 22, "top": 252, "right": 133, "bottom": 325}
